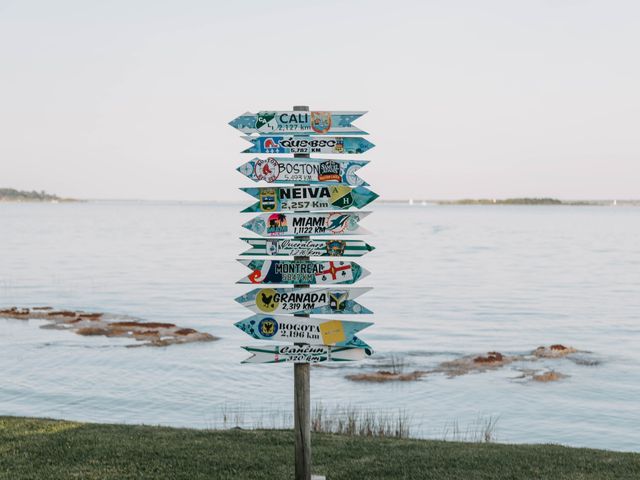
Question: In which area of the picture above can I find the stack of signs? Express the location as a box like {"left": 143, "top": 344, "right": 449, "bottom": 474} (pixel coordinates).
{"left": 230, "top": 110, "right": 376, "bottom": 364}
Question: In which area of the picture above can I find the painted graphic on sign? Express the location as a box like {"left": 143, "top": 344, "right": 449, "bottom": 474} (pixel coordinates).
{"left": 242, "top": 136, "right": 374, "bottom": 155}
{"left": 237, "top": 260, "right": 369, "bottom": 285}
{"left": 229, "top": 111, "right": 366, "bottom": 135}
{"left": 235, "top": 314, "right": 373, "bottom": 349}
{"left": 237, "top": 158, "right": 369, "bottom": 186}
{"left": 241, "top": 344, "right": 370, "bottom": 364}
{"left": 239, "top": 238, "right": 375, "bottom": 257}
{"left": 235, "top": 287, "right": 373, "bottom": 315}
{"left": 243, "top": 212, "right": 370, "bottom": 237}
{"left": 241, "top": 186, "right": 378, "bottom": 213}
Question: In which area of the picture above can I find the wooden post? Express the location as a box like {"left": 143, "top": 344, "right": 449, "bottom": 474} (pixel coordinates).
{"left": 293, "top": 105, "right": 312, "bottom": 480}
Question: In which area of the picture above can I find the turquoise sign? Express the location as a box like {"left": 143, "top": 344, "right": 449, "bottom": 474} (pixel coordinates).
{"left": 240, "top": 186, "right": 378, "bottom": 213}
{"left": 235, "top": 287, "right": 373, "bottom": 315}
{"left": 241, "top": 136, "right": 374, "bottom": 155}
{"left": 239, "top": 238, "right": 375, "bottom": 257}
{"left": 237, "top": 259, "right": 369, "bottom": 285}
{"left": 229, "top": 111, "right": 366, "bottom": 135}
{"left": 242, "top": 212, "right": 370, "bottom": 237}
{"left": 237, "top": 158, "right": 369, "bottom": 186}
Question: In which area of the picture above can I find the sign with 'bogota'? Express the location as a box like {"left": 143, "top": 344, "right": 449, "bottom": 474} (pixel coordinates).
{"left": 239, "top": 238, "right": 375, "bottom": 257}
{"left": 234, "top": 314, "right": 373, "bottom": 349}
{"left": 241, "top": 186, "right": 378, "bottom": 213}
{"left": 237, "top": 259, "right": 369, "bottom": 285}
{"left": 235, "top": 287, "right": 373, "bottom": 315}
{"left": 229, "top": 111, "right": 366, "bottom": 135}
{"left": 237, "top": 158, "right": 369, "bottom": 186}
{"left": 241, "top": 344, "right": 370, "bottom": 364}
{"left": 243, "top": 212, "right": 370, "bottom": 237}
{"left": 242, "top": 136, "right": 374, "bottom": 155}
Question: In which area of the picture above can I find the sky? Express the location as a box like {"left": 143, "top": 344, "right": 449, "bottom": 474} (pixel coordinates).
{"left": 1, "top": 0, "right": 639, "bottom": 201}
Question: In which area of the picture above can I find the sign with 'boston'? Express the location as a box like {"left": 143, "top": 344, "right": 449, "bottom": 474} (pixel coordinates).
{"left": 237, "top": 158, "right": 369, "bottom": 186}
{"left": 237, "top": 259, "right": 369, "bottom": 285}
{"left": 229, "top": 111, "right": 366, "bottom": 135}
{"left": 242, "top": 136, "right": 374, "bottom": 155}
{"left": 243, "top": 212, "right": 370, "bottom": 237}
{"left": 240, "top": 238, "right": 375, "bottom": 257}
{"left": 241, "top": 344, "right": 369, "bottom": 364}
{"left": 235, "top": 287, "right": 373, "bottom": 315}
{"left": 240, "top": 186, "right": 378, "bottom": 213}
{"left": 235, "top": 314, "right": 373, "bottom": 349}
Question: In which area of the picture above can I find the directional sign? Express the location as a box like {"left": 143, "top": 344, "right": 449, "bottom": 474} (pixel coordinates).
{"left": 241, "top": 344, "right": 370, "bottom": 364}
{"left": 242, "top": 136, "right": 374, "bottom": 155}
{"left": 241, "top": 186, "right": 378, "bottom": 213}
{"left": 237, "top": 260, "right": 369, "bottom": 285}
{"left": 237, "top": 158, "right": 369, "bottom": 186}
{"left": 229, "top": 111, "right": 366, "bottom": 135}
{"left": 240, "top": 238, "right": 375, "bottom": 257}
{"left": 235, "top": 287, "right": 373, "bottom": 315}
{"left": 242, "top": 212, "right": 370, "bottom": 237}
{"left": 235, "top": 314, "right": 373, "bottom": 348}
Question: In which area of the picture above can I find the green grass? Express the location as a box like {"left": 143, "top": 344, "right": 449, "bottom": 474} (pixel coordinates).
{"left": 1, "top": 416, "right": 639, "bottom": 479}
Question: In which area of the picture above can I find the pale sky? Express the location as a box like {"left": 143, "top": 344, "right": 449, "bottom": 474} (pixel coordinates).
{"left": 1, "top": 0, "right": 638, "bottom": 201}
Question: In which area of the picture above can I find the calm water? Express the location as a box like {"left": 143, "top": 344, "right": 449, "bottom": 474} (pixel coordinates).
{"left": 1, "top": 202, "right": 639, "bottom": 452}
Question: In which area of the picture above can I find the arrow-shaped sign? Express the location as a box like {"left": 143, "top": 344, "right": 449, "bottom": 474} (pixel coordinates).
{"left": 241, "top": 344, "right": 370, "bottom": 364}
{"left": 229, "top": 111, "right": 366, "bottom": 135}
{"left": 241, "top": 136, "right": 374, "bottom": 155}
{"left": 237, "top": 158, "right": 369, "bottom": 186}
{"left": 242, "top": 212, "right": 370, "bottom": 237}
{"left": 241, "top": 186, "right": 378, "bottom": 213}
{"left": 239, "top": 238, "right": 375, "bottom": 257}
{"left": 235, "top": 287, "right": 373, "bottom": 315}
{"left": 235, "top": 314, "right": 373, "bottom": 349}
{"left": 237, "top": 259, "right": 369, "bottom": 285}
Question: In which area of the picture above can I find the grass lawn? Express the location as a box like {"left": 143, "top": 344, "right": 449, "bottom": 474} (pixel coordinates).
{"left": 1, "top": 416, "right": 638, "bottom": 479}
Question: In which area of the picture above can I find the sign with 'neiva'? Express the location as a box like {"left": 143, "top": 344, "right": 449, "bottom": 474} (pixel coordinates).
{"left": 237, "top": 158, "right": 369, "bottom": 186}
{"left": 229, "top": 111, "right": 366, "bottom": 135}
{"left": 241, "top": 186, "right": 378, "bottom": 213}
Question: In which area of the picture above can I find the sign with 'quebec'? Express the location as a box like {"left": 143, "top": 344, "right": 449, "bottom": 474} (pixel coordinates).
{"left": 242, "top": 136, "right": 374, "bottom": 155}
{"left": 241, "top": 186, "right": 378, "bottom": 213}
{"left": 235, "top": 287, "right": 373, "bottom": 315}
{"left": 229, "top": 111, "right": 366, "bottom": 135}
{"left": 237, "top": 158, "right": 369, "bottom": 186}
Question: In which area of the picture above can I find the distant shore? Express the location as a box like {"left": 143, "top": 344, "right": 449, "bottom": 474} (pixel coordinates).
{"left": 380, "top": 198, "right": 639, "bottom": 206}
{"left": 0, "top": 188, "right": 79, "bottom": 203}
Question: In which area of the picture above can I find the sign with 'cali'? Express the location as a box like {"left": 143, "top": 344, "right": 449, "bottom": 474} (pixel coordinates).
{"left": 243, "top": 212, "right": 370, "bottom": 237}
{"left": 235, "top": 314, "right": 373, "bottom": 349}
{"left": 242, "top": 136, "right": 374, "bottom": 155}
{"left": 235, "top": 287, "right": 373, "bottom": 315}
{"left": 237, "top": 158, "right": 369, "bottom": 186}
{"left": 239, "top": 238, "right": 375, "bottom": 257}
{"left": 237, "top": 259, "right": 369, "bottom": 285}
{"left": 241, "top": 186, "right": 378, "bottom": 213}
{"left": 229, "top": 111, "right": 366, "bottom": 135}
{"left": 241, "top": 344, "right": 369, "bottom": 364}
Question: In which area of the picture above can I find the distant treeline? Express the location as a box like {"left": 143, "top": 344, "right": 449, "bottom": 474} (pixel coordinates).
{"left": 0, "top": 188, "right": 77, "bottom": 202}
{"left": 438, "top": 198, "right": 568, "bottom": 205}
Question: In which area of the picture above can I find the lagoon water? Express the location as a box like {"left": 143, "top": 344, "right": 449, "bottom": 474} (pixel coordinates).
{"left": 1, "top": 202, "right": 639, "bottom": 452}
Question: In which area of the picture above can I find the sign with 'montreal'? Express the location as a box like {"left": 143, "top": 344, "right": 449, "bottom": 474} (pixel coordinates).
{"left": 237, "top": 259, "right": 369, "bottom": 285}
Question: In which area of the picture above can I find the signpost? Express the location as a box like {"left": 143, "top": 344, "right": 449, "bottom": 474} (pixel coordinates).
{"left": 232, "top": 105, "right": 376, "bottom": 480}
